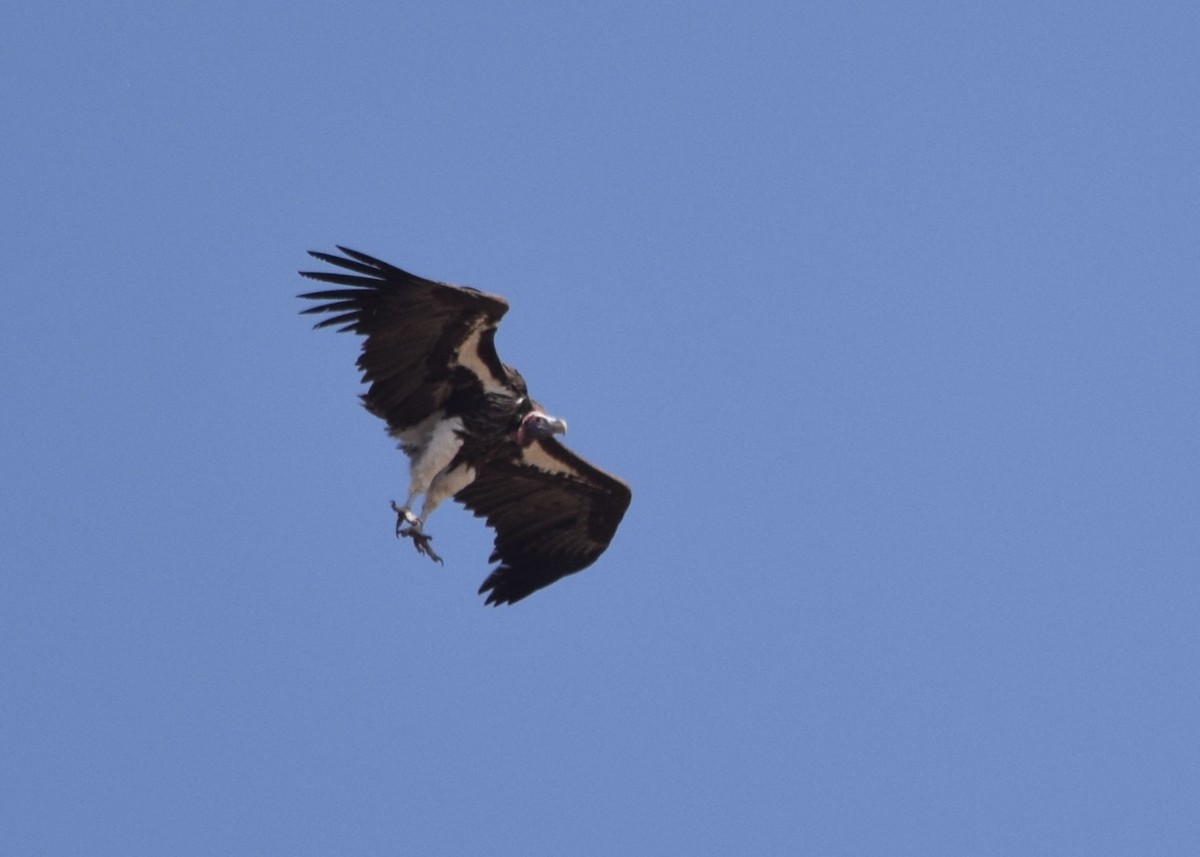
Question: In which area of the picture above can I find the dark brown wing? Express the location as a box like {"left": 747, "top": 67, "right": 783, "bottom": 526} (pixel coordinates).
{"left": 456, "top": 437, "right": 632, "bottom": 605}
{"left": 298, "top": 247, "right": 514, "bottom": 431}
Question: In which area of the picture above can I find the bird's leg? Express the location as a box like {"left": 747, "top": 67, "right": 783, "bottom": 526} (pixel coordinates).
{"left": 390, "top": 499, "right": 417, "bottom": 537}
{"left": 388, "top": 419, "right": 465, "bottom": 567}
{"left": 390, "top": 500, "right": 443, "bottom": 565}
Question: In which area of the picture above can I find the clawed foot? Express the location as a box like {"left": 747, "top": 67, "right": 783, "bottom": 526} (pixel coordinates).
{"left": 390, "top": 501, "right": 443, "bottom": 565}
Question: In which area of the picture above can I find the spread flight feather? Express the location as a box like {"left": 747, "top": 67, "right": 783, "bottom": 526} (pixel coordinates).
{"left": 299, "top": 247, "right": 631, "bottom": 605}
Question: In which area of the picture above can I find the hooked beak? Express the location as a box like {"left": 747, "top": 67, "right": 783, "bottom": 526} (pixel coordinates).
{"left": 516, "top": 411, "right": 570, "bottom": 447}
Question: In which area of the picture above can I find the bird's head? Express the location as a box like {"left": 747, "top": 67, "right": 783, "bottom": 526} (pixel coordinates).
{"left": 514, "top": 410, "right": 568, "bottom": 447}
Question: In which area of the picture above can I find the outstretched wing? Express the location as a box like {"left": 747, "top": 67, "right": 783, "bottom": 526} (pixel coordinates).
{"left": 456, "top": 437, "right": 632, "bottom": 605}
{"left": 298, "top": 247, "right": 515, "bottom": 432}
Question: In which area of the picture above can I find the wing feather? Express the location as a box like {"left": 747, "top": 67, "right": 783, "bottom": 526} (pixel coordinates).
{"left": 456, "top": 438, "right": 632, "bottom": 605}
{"left": 298, "top": 247, "right": 514, "bottom": 431}
{"left": 301, "top": 248, "right": 632, "bottom": 604}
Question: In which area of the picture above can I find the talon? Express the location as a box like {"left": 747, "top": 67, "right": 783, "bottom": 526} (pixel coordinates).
{"left": 404, "top": 529, "right": 443, "bottom": 565}
{"left": 390, "top": 501, "right": 443, "bottom": 564}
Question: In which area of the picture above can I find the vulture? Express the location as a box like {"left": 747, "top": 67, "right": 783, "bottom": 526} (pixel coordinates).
{"left": 299, "top": 247, "right": 632, "bottom": 605}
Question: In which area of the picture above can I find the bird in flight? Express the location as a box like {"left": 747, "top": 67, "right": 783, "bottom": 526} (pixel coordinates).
{"left": 299, "top": 247, "right": 631, "bottom": 605}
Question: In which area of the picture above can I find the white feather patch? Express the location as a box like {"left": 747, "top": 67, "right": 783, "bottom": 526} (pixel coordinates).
{"left": 423, "top": 463, "right": 477, "bottom": 517}
{"left": 456, "top": 321, "right": 506, "bottom": 393}
{"left": 392, "top": 413, "right": 441, "bottom": 457}
{"left": 409, "top": 416, "right": 465, "bottom": 493}
{"left": 521, "top": 441, "right": 579, "bottom": 480}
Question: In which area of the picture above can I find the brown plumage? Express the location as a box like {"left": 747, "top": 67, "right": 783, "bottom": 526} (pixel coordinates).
{"left": 299, "top": 247, "right": 631, "bottom": 604}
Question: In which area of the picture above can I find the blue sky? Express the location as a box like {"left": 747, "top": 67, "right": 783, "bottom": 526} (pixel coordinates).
{"left": 3, "top": 1, "right": 1198, "bottom": 853}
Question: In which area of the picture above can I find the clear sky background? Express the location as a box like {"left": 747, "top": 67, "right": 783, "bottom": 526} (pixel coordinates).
{"left": 3, "top": 2, "right": 1198, "bottom": 854}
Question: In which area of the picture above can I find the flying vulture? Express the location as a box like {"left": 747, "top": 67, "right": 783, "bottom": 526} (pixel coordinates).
{"left": 299, "top": 247, "right": 632, "bottom": 605}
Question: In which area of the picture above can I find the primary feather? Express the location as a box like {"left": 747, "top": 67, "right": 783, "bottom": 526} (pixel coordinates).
{"left": 299, "top": 247, "right": 631, "bottom": 605}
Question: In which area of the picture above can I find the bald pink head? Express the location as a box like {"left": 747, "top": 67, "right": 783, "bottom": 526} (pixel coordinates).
{"left": 514, "top": 410, "right": 568, "bottom": 447}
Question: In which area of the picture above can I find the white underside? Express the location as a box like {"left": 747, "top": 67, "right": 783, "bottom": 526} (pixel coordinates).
{"left": 397, "top": 415, "right": 477, "bottom": 524}
{"left": 421, "top": 461, "right": 476, "bottom": 521}
{"left": 393, "top": 413, "right": 441, "bottom": 456}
